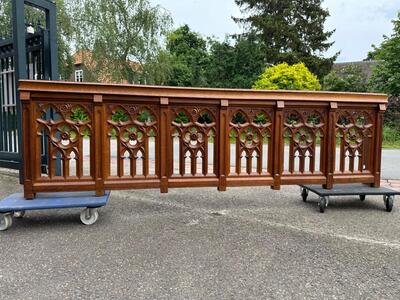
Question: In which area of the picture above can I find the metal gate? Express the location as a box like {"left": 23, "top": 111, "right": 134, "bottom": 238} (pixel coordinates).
{"left": 0, "top": 29, "right": 48, "bottom": 169}
{"left": 0, "top": 0, "right": 58, "bottom": 180}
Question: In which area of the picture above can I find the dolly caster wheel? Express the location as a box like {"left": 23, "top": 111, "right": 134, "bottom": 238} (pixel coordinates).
{"left": 80, "top": 208, "right": 99, "bottom": 225}
{"left": 14, "top": 211, "right": 25, "bottom": 218}
{"left": 301, "top": 188, "right": 309, "bottom": 202}
{"left": 383, "top": 195, "right": 394, "bottom": 212}
{"left": 319, "top": 196, "right": 328, "bottom": 213}
{"left": 0, "top": 214, "right": 13, "bottom": 231}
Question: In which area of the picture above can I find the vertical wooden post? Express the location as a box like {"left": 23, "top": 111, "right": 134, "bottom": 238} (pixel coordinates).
{"left": 272, "top": 101, "right": 284, "bottom": 190}
{"left": 218, "top": 100, "right": 229, "bottom": 191}
{"left": 160, "top": 97, "right": 169, "bottom": 193}
{"left": 324, "top": 102, "right": 337, "bottom": 189}
{"left": 372, "top": 104, "right": 386, "bottom": 188}
{"left": 93, "top": 95, "right": 105, "bottom": 197}
{"left": 20, "top": 92, "right": 34, "bottom": 199}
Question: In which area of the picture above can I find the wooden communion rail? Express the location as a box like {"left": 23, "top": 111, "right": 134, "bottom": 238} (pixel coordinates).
{"left": 19, "top": 80, "right": 387, "bottom": 199}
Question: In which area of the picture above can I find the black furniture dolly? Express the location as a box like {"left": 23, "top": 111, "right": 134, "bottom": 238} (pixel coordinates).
{"left": 300, "top": 184, "right": 399, "bottom": 213}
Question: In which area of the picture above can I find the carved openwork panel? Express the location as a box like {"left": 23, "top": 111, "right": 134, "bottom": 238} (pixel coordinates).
{"left": 36, "top": 102, "right": 93, "bottom": 178}
{"left": 283, "top": 109, "right": 326, "bottom": 174}
{"left": 335, "top": 110, "right": 374, "bottom": 173}
{"left": 107, "top": 104, "right": 159, "bottom": 178}
{"left": 170, "top": 106, "right": 218, "bottom": 176}
{"left": 228, "top": 108, "right": 273, "bottom": 176}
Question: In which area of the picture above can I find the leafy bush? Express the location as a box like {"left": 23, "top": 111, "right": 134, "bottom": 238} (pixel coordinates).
{"left": 174, "top": 112, "right": 190, "bottom": 124}
{"left": 70, "top": 107, "right": 89, "bottom": 122}
{"left": 111, "top": 109, "right": 129, "bottom": 122}
{"left": 323, "top": 65, "right": 368, "bottom": 92}
{"left": 252, "top": 63, "right": 321, "bottom": 91}
{"left": 383, "top": 126, "right": 400, "bottom": 148}
{"left": 385, "top": 96, "right": 400, "bottom": 129}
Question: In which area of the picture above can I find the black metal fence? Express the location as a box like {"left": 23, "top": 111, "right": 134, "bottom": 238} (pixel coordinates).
{"left": 0, "top": 29, "right": 48, "bottom": 169}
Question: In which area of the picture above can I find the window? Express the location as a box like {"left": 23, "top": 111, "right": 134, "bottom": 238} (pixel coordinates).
{"left": 75, "top": 70, "right": 83, "bottom": 82}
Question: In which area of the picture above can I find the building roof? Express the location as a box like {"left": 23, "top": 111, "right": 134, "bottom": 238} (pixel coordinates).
{"left": 333, "top": 61, "right": 378, "bottom": 78}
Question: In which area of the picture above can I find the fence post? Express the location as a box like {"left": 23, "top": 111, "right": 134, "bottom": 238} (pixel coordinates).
{"left": 372, "top": 104, "right": 386, "bottom": 188}
{"left": 93, "top": 94, "right": 105, "bottom": 196}
{"left": 218, "top": 100, "right": 229, "bottom": 191}
{"left": 160, "top": 97, "right": 169, "bottom": 193}
{"left": 324, "top": 102, "right": 337, "bottom": 189}
{"left": 272, "top": 101, "right": 284, "bottom": 190}
{"left": 20, "top": 91, "right": 34, "bottom": 199}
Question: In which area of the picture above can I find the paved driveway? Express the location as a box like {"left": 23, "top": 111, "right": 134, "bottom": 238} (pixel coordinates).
{"left": 0, "top": 172, "right": 400, "bottom": 299}
{"left": 382, "top": 149, "right": 400, "bottom": 180}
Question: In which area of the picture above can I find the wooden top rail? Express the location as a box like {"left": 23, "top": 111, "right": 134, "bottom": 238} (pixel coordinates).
{"left": 19, "top": 80, "right": 388, "bottom": 104}
{"left": 18, "top": 80, "right": 388, "bottom": 200}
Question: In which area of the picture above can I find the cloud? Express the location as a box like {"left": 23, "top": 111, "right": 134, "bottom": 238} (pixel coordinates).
{"left": 151, "top": 0, "right": 399, "bottom": 62}
{"left": 323, "top": 0, "right": 398, "bottom": 61}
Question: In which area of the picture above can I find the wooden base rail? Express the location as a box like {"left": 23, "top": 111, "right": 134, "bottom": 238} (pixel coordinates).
{"left": 19, "top": 80, "right": 387, "bottom": 199}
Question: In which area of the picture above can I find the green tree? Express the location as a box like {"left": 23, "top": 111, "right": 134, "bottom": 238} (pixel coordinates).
{"left": 234, "top": 0, "right": 338, "bottom": 79}
{"left": 369, "top": 13, "right": 400, "bottom": 96}
{"left": 0, "top": 0, "right": 12, "bottom": 38}
{"left": 0, "top": 0, "right": 74, "bottom": 79}
{"left": 253, "top": 62, "right": 321, "bottom": 91}
{"left": 206, "top": 34, "right": 265, "bottom": 88}
{"left": 72, "top": 0, "right": 172, "bottom": 84}
{"left": 368, "top": 13, "right": 400, "bottom": 129}
{"left": 166, "top": 25, "right": 209, "bottom": 87}
{"left": 323, "top": 65, "right": 368, "bottom": 92}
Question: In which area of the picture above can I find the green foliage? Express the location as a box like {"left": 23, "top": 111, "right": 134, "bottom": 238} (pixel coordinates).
{"left": 137, "top": 110, "right": 155, "bottom": 123}
{"left": 73, "top": 0, "right": 172, "bottom": 84}
{"left": 253, "top": 63, "right": 321, "bottom": 91}
{"left": 383, "top": 126, "right": 400, "bottom": 148}
{"left": 174, "top": 112, "right": 190, "bottom": 124}
{"left": 70, "top": 107, "right": 89, "bottom": 122}
{"left": 369, "top": 13, "right": 400, "bottom": 96}
{"left": 286, "top": 113, "right": 300, "bottom": 125}
{"left": 166, "top": 25, "right": 209, "bottom": 87}
{"left": 232, "top": 112, "right": 247, "bottom": 124}
{"left": 0, "top": 0, "right": 11, "bottom": 38}
{"left": 384, "top": 96, "right": 400, "bottom": 129}
{"left": 197, "top": 112, "right": 213, "bottom": 124}
{"left": 206, "top": 34, "right": 265, "bottom": 89}
{"left": 164, "top": 26, "right": 266, "bottom": 89}
{"left": 253, "top": 113, "right": 267, "bottom": 125}
{"left": 111, "top": 109, "right": 129, "bottom": 122}
{"left": 233, "top": 0, "right": 338, "bottom": 79}
{"left": 307, "top": 114, "right": 321, "bottom": 125}
{"left": 0, "top": 0, "right": 74, "bottom": 80}
{"left": 323, "top": 65, "right": 368, "bottom": 92}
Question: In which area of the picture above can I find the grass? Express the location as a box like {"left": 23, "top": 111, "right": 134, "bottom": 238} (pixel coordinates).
{"left": 382, "top": 126, "right": 400, "bottom": 149}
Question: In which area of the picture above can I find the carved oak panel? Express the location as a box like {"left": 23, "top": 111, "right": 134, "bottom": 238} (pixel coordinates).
{"left": 335, "top": 110, "right": 374, "bottom": 173}
{"left": 107, "top": 104, "right": 159, "bottom": 178}
{"left": 228, "top": 107, "right": 273, "bottom": 176}
{"left": 283, "top": 109, "right": 326, "bottom": 174}
{"left": 170, "top": 106, "right": 218, "bottom": 176}
{"left": 36, "top": 102, "right": 93, "bottom": 178}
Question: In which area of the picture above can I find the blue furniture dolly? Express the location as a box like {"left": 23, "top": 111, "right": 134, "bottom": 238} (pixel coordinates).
{"left": 0, "top": 191, "right": 111, "bottom": 231}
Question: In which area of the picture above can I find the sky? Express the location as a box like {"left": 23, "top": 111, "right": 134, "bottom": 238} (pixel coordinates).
{"left": 150, "top": 0, "right": 399, "bottom": 62}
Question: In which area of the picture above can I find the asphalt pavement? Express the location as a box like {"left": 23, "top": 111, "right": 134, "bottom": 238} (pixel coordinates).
{"left": 0, "top": 171, "right": 400, "bottom": 299}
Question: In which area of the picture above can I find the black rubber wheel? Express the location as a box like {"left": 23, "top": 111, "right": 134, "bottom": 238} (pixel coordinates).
{"left": 359, "top": 195, "right": 366, "bottom": 202}
{"left": 319, "top": 197, "right": 327, "bottom": 213}
{"left": 302, "top": 188, "right": 308, "bottom": 202}
{"left": 384, "top": 196, "right": 394, "bottom": 212}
